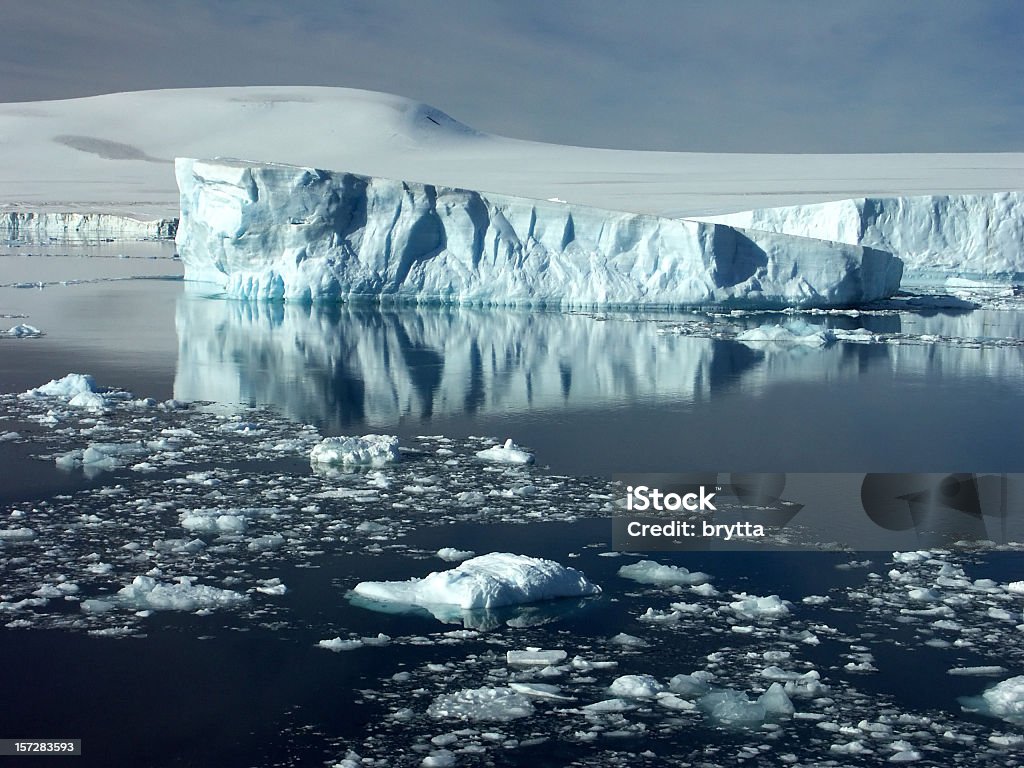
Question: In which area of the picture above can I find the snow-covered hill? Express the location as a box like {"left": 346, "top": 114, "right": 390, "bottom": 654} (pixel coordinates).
{"left": 2, "top": 85, "right": 1023, "bottom": 222}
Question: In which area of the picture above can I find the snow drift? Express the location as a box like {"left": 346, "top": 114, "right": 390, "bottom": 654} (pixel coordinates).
{"left": 175, "top": 157, "right": 902, "bottom": 308}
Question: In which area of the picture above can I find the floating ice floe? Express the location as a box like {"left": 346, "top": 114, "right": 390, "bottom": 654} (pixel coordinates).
{"left": 436, "top": 547, "right": 476, "bottom": 562}
{"left": 736, "top": 319, "right": 835, "bottom": 347}
{"left": 961, "top": 676, "right": 1024, "bottom": 724}
{"left": 617, "top": 560, "right": 710, "bottom": 586}
{"left": 179, "top": 509, "right": 248, "bottom": 534}
{"left": 948, "top": 666, "right": 1007, "bottom": 677}
{"left": 507, "top": 682, "right": 572, "bottom": 700}
{"left": 55, "top": 442, "right": 149, "bottom": 472}
{"left": 727, "top": 593, "right": 792, "bottom": 620}
{"left": 0, "top": 527, "right": 37, "bottom": 541}
{"left": 310, "top": 434, "right": 400, "bottom": 467}
{"left": 427, "top": 686, "right": 535, "bottom": 721}
{"left": 23, "top": 373, "right": 98, "bottom": 399}
{"left": 4, "top": 324, "right": 43, "bottom": 338}
{"left": 352, "top": 552, "right": 600, "bottom": 611}
{"left": 475, "top": 438, "right": 534, "bottom": 465}
{"left": 608, "top": 674, "right": 665, "bottom": 698}
{"left": 106, "top": 575, "right": 249, "bottom": 612}
{"left": 507, "top": 648, "right": 567, "bottom": 667}
{"left": 318, "top": 633, "right": 391, "bottom": 652}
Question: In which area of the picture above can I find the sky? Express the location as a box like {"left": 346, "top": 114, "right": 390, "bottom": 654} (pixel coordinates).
{"left": 3, "top": 0, "right": 1022, "bottom": 153}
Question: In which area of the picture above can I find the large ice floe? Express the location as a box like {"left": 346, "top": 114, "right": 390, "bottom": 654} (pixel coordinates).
{"left": 175, "top": 158, "right": 903, "bottom": 308}
{"left": 351, "top": 552, "right": 601, "bottom": 611}
{"left": 699, "top": 193, "right": 1024, "bottom": 281}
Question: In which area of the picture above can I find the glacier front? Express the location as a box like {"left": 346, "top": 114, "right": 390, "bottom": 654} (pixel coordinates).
{"left": 699, "top": 194, "right": 1024, "bottom": 282}
{"left": 175, "top": 158, "right": 902, "bottom": 309}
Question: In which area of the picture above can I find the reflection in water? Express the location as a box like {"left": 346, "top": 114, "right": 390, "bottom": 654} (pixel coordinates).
{"left": 347, "top": 593, "right": 598, "bottom": 631}
{"left": 174, "top": 296, "right": 1024, "bottom": 435}
{"left": 174, "top": 297, "right": 730, "bottom": 428}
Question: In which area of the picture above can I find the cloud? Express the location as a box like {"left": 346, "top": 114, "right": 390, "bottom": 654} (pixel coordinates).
{"left": 2, "top": 0, "right": 1021, "bottom": 151}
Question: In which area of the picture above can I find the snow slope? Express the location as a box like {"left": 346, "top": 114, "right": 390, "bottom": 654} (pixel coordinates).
{"left": 175, "top": 157, "right": 901, "bottom": 308}
{"left": 2, "top": 86, "right": 1023, "bottom": 222}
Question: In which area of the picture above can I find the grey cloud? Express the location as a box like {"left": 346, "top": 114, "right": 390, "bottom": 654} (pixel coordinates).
{"left": 1, "top": 0, "right": 1021, "bottom": 152}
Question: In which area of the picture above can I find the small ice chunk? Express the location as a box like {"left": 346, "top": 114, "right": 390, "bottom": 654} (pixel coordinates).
{"left": 421, "top": 750, "right": 456, "bottom": 767}
{"left": 948, "top": 666, "right": 1007, "bottom": 677}
{"left": 783, "top": 670, "right": 829, "bottom": 698}
{"left": 475, "top": 439, "right": 534, "bottom": 465}
{"left": 668, "top": 672, "right": 713, "bottom": 697}
{"left": 507, "top": 649, "right": 567, "bottom": 667}
{"left": 728, "top": 593, "right": 792, "bottom": 620}
{"left": 655, "top": 692, "right": 697, "bottom": 711}
{"left": 699, "top": 690, "right": 768, "bottom": 725}
{"left": 180, "top": 509, "right": 248, "bottom": 534}
{"left": 310, "top": 435, "right": 400, "bottom": 467}
{"left": 0, "top": 528, "right": 37, "bottom": 541}
{"left": 319, "top": 637, "right": 365, "bottom": 652}
{"left": 610, "top": 632, "right": 648, "bottom": 647}
{"left": 737, "top": 320, "right": 834, "bottom": 347}
{"left": 4, "top": 324, "right": 43, "bottom": 337}
{"left": 23, "top": 373, "right": 97, "bottom": 399}
{"left": 507, "top": 683, "right": 571, "bottom": 700}
{"left": 618, "top": 560, "right": 709, "bottom": 586}
{"left": 248, "top": 534, "right": 285, "bottom": 551}
{"left": 437, "top": 547, "right": 476, "bottom": 562}
{"left": 318, "top": 634, "right": 389, "bottom": 652}
{"left": 427, "top": 687, "right": 534, "bottom": 721}
{"left": 68, "top": 391, "right": 107, "bottom": 409}
{"left": 608, "top": 674, "right": 664, "bottom": 698}
{"left": 80, "top": 599, "right": 115, "bottom": 613}
{"left": 256, "top": 578, "right": 288, "bottom": 596}
{"left": 583, "top": 698, "right": 636, "bottom": 713}
{"left": 757, "top": 683, "right": 795, "bottom": 716}
{"left": 892, "top": 550, "right": 932, "bottom": 564}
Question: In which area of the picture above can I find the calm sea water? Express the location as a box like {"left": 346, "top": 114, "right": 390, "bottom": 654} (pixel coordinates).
{"left": 2, "top": 244, "right": 1024, "bottom": 767}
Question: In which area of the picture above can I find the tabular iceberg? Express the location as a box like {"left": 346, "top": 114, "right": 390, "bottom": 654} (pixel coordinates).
{"left": 175, "top": 158, "right": 902, "bottom": 308}
{"left": 699, "top": 194, "right": 1024, "bottom": 281}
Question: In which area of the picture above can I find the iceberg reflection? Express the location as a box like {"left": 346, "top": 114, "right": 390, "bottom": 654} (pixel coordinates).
{"left": 173, "top": 294, "right": 1024, "bottom": 433}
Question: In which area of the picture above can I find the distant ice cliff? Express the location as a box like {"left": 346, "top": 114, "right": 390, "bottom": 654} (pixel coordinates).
{"left": 174, "top": 158, "right": 902, "bottom": 309}
{"left": 1, "top": 211, "right": 176, "bottom": 240}
{"left": 698, "top": 194, "right": 1024, "bottom": 281}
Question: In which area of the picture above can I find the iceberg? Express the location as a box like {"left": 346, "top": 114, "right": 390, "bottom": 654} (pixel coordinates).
{"left": 699, "top": 194, "right": 1024, "bottom": 281}
{"left": 175, "top": 158, "right": 902, "bottom": 308}
{"left": 351, "top": 552, "right": 601, "bottom": 610}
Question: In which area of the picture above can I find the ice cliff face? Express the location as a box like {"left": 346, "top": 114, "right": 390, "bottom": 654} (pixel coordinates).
{"left": 1, "top": 211, "right": 176, "bottom": 240}
{"left": 175, "top": 158, "right": 901, "bottom": 308}
{"left": 699, "top": 194, "right": 1024, "bottom": 280}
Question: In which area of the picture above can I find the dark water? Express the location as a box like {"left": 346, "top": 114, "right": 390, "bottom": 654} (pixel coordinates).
{"left": 3, "top": 250, "right": 1024, "bottom": 766}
